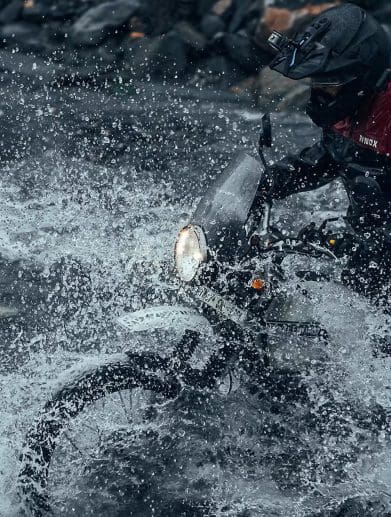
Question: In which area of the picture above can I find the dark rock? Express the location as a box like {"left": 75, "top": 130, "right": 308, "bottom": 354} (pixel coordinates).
{"left": 271, "top": 0, "right": 332, "bottom": 7}
{"left": 121, "top": 37, "right": 157, "bottom": 79}
{"left": 373, "top": 5, "right": 391, "bottom": 25}
{"left": 124, "top": 30, "right": 190, "bottom": 81}
{"left": 226, "top": 0, "right": 253, "bottom": 33}
{"left": 0, "top": 22, "right": 47, "bottom": 52}
{"left": 126, "top": 20, "right": 210, "bottom": 81}
{"left": 149, "top": 30, "right": 189, "bottom": 79}
{"left": 174, "top": 20, "right": 208, "bottom": 51}
{"left": 0, "top": 0, "right": 23, "bottom": 25}
{"left": 176, "top": 0, "right": 197, "bottom": 20}
{"left": 223, "top": 31, "right": 264, "bottom": 73}
{"left": 22, "top": 0, "right": 93, "bottom": 22}
{"left": 70, "top": 0, "right": 140, "bottom": 47}
{"left": 196, "top": 0, "right": 216, "bottom": 17}
{"left": 348, "top": 0, "right": 388, "bottom": 10}
{"left": 200, "top": 13, "right": 226, "bottom": 39}
{"left": 137, "top": 0, "right": 174, "bottom": 37}
{"left": 191, "top": 55, "right": 245, "bottom": 89}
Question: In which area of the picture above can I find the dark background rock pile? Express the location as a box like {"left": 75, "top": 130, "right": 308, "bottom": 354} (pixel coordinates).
{"left": 0, "top": 0, "right": 389, "bottom": 108}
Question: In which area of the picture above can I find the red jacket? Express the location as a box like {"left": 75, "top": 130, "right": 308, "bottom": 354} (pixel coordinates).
{"left": 260, "top": 83, "right": 391, "bottom": 234}
{"left": 333, "top": 82, "right": 391, "bottom": 157}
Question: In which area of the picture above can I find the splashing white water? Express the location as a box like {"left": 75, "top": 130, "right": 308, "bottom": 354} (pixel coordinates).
{"left": 0, "top": 149, "right": 390, "bottom": 517}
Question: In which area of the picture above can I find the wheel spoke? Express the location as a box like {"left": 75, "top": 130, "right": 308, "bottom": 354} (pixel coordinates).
{"left": 82, "top": 422, "right": 104, "bottom": 448}
{"left": 63, "top": 432, "right": 84, "bottom": 458}
{"left": 20, "top": 358, "right": 174, "bottom": 516}
{"left": 118, "top": 391, "right": 131, "bottom": 424}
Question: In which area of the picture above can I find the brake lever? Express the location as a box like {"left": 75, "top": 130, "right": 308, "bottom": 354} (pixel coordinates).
{"left": 256, "top": 237, "right": 338, "bottom": 260}
{"left": 306, "top": 242, "right": 338, "bottom": 260}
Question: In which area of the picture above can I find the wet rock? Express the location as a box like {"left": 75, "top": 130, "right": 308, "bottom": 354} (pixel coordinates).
{"left": 227, "top": 0, "right": 255, "bottom": 33}
{"left": 374, "top": 6, "right": 391, "bottom": 25}
{"left": 126, "top": 21, "right": 208, "bottom": 81}
{"left": 22, "top": 0, "right": 92, "bottom": 22}
{"left": 0, "top": 22, "right": 47, "bottom": 52}
{"left": 136, "top": 0, "right": 174, "bottom": 37}
{"left": 176, "top": 0, "right": 198, "bottom": 20}
{"left": 70, "top": 0, "right": 140, "bottom": 47}
{"left": 199, "top": 13, "right": 225, "bottom": 38}
{"left": 350, "top": 0, "right": 388, "bottom": 10}
{"left": 121, "top": 37, "right": 158, "bottom": 79}
{"left": 193, "top": 55, "right": 244, "bottom": 89}
{"left": 174, "top": 20, "right": 208, "bottom": 51}
{"left": 0, "top": 0, "right": 23, "bottom": 25}
{"left": 271, "top": 0, "right": 334, "bottom": 7}
{"left": 223, "top": 31, "right": 264, "bottom": 73}
{"left": 145, "top": 31, "right": 189, "bottom": 79}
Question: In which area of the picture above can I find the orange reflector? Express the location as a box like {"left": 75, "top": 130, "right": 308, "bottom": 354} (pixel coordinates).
{"left": 129, "top": 32, "right": 145, "bottom": 39}
{"left": 328, "top": 239, "right": 336, "bottom": 246}
{"left": 251, "top": 278, "right": 266, "bottom": 291}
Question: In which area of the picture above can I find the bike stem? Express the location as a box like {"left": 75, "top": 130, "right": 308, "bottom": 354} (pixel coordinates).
{"left": 261, "top": 201, "right": 272, "bottom": 234}
{"left": 258, "top": 148, "right": 268, "bottom": 171}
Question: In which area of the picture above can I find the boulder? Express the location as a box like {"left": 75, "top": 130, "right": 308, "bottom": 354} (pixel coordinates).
{"left": 121, "top": 37, "right": 162, "bottom": 79}
{"left": 199, "top": 13, "right": 225, "bottom": 39}
{"left": 22, "top": 0, "right": 93, "bottom": 22}
{"left": 199, "top": 54, "right": 248, "bottom": 89}
{"left": 148, "top": 30, "right": 189, "bottom": 79}
{"left": 174, "top": 20, "right": 208, "bottom": 51}
{"left": 223, "top": 31, "right": 264, "bottom": 73}
{"left": 0, "top": 0, "right": 23, "bottom": 25}
{"left": 0, "top": 22, "right": 47, "bottom": 51}
{"left": 348, "top": 0, "right": 388, "bottom": 10}
{"left": 70, "top": 0, "right": 140, "bottom": 47}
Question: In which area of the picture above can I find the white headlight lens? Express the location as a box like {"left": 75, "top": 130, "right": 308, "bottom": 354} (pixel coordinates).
{"left": 175, "top": 225, "right": 207, "bottom": 282}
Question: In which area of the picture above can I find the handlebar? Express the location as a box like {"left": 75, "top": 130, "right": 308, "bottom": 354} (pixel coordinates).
{"left": 257, "top": 237, "right": 338, "bottom": 260}
{"left": 253, "top": 203, "right": 359, "bottom": 261}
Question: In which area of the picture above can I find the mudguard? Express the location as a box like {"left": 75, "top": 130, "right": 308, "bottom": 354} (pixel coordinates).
{"left": 117, "top": 305, "right": 214, "bottom": 336}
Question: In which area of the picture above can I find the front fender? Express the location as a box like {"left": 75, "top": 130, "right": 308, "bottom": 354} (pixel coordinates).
{"left": 117, "top": 305, "right": 214, "bottom": 336}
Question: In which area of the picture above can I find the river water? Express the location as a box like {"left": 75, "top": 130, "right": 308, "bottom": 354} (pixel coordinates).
{"left": 0, "top": 79, "right": 390, "bottom": 516}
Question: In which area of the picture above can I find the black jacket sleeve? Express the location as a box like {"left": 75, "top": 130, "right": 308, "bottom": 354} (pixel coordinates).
{"left": 264, "top": 139, "right": 340, "bottom": 200}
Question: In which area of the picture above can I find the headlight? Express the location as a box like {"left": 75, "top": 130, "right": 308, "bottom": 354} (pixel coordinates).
{"left": 175, "top": 225, "right": 207, "bottom": 282}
